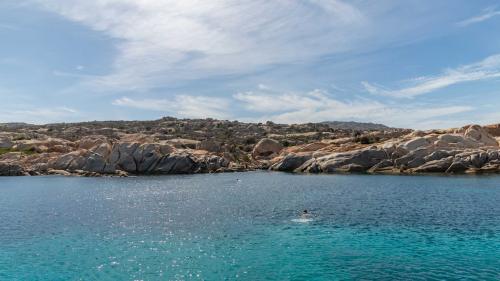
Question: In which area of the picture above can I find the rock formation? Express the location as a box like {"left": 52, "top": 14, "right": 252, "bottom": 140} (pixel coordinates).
{"left": 252, "top": 138, "right": 283, "bottom": 159}
{"left": 1, "top": 118, "right": 500, "bottom": 176}
{"left": 271, "top": 124, "right": 500, "bottom": 175}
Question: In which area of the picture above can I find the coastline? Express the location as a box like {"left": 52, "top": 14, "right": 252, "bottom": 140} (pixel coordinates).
{"left": 1, "top": 119, "right": 500, "bottom": 177}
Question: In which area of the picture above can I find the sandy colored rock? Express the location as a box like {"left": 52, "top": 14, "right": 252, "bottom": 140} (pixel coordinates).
{"left": 252, "top": 138, "right": 283, "bottom": 159}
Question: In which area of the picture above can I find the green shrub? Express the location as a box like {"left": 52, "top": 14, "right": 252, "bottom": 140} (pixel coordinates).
{"left": 0, "top": 148, "right": 13, "bottom": 155}
{"left": 0, "top": 147, "right": 38, "bottom": 156}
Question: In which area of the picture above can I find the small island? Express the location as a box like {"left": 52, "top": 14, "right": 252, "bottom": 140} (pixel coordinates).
{"left": 1, "top": 118, "right": 499, "bottom": 177}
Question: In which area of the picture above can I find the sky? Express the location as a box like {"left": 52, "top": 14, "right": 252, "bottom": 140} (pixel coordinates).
{"left": 1, "top": 0, "right": 500, "bottom": 129}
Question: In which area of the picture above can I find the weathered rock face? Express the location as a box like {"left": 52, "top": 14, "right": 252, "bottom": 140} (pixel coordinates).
{"left": 39, "top": 139, "right": 230, "bottom": 176}
{"left": 2, "top": 122, "right": 500, "bottom": 177}
{"left": 411, "top": 156, "right": 454, "bottom": 173}
{"left": 108, "top": 142, "right": 140, "bottom": 172}
{"left": 484, "top": 124, "right": 500, "bottom": 137}
{"left": 295, "top": 147, "right": 388, "bottom": 173}
{"left": 133, "top": 143, "right": 162, "bottom": 173}
{"left": 0, "top": 162, "right": 24, "bottom": 176}
{"left": 154, "top": 154, "right": 198, "bottom": 174}
{"left": 270, "top": 124, "right": 500, "bottom": 175}
{"left": 252, "top": 138, "right": 283, "bottom": 159}
{"left": 401, "top": 137, "right": 430, "bottom": 151}
{"left": 82, "top": 153, "right": 107, "bottom": 173}
{"left": 463, "top": 125, "right": 498, "bottom": 146}
{"left": 270, "top": 153, "right": 312, "bottom": 172}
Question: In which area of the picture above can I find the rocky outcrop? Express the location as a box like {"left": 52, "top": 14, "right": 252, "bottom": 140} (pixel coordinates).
{"left": 43, "top": 141, "right": 231, "bottom": 175}
{"left": 252, "top": 138, "right": 283, "bottom": 159}
{"left": 0, "top": 162, "right": 25, "bottom": 176}
{"left": 484, "top": 124, "right": 500, "bottom": 137}
{"left": 2, "top": 120, "right": 500, "bottom": 177}
{"left": 461, "top": 125, "right": 498, "bottom": 147}
{"left": 270, "top": 153, "right": 312, "bottom": 172}
{"left": 271, "top": 124, "right": 500, "bottom": 175}
{"left": 295, "top": 147, "right": 387, "bottom": 173}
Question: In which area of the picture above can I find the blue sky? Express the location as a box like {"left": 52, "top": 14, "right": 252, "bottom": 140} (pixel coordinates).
{"left": 1, "top": 0, "right": 500, "bottom": 129}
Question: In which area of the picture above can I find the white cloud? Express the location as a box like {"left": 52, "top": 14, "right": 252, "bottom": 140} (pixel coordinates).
{"left": 233, "top": 87, "right": 473, "bottom": 129}
{"left": 363, "top": 54, "right": 500, "bottom": 98}
{"left": 112, "top": 95, "right": 230, "bottom": 119}
{"left": 457, "top": 7, "right": 500, "bottom": 26}
{"left": 32, "top": 0, "right": 448, "bottom": 92}
{"left": 32, "top": 0, "right": 365, "bottom": 91}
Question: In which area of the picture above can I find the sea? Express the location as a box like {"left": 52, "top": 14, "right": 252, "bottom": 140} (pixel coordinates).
{"left": 0, "top": 171, "right": 499, "bottom": 280}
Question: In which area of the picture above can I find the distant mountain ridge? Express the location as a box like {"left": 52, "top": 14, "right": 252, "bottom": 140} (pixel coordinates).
{"left": 321, "top": 121, "right": 391, "bottom": 131}
{"left": 0, "top": 122, "right": 31, "bottom": 129}
{"left": 0, "top": 119, "right": 393, "bottom": 131}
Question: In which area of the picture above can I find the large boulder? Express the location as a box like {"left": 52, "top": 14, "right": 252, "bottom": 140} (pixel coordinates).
{"left": 67, "top": 154, "right": 87, "bottom": 171}
{"left": 52, "top": 151, "right": 82, "bottom": 170}
{"left": 153, "top": 154, "right": 198, "bottom": 174}
{"left": 252, "top": 138, "right": 283, "bottom": 159}
{"left": 13, "top": 140, "right": 45, "bottom": 153}
{"left": 412, "top": 156, "right": 453, "bottom": 173}
{"left": 82, "top": 153, "right": 107, "bottom": 173}
{"left": 133, "top": 143, "right": 162, "bottom": 173}
{"left": 394, "top": 148, "right": 430, "bottom": 168}
{"left": 400, "top": 137, "right": 430, "bottom": 151}
{"left": 437, "top": 134, "right": 465, "bottom": 144}
{"left": 270, "top": 153, "right": 313, "bottom": 172}
{"left": 307, "top": 147, "right": 388, "bottom": 173}
{"left": 368, "top": 159, "right": 394, "bottom": 173}
{"left": 424, "top": 150, "right": 456, "bottom": 162}
{"left": 458, "top": 125, "right": 498, "bottom": 147}
{"left": 0, "top": 162, "right": 24, "bottom": 176}
{"left": 484, "top": 124, "right": 500, "bottom": 137}
{"left": 470, "top": 152, "right": 489, "bottom": 168}
{"left": 201, "top": 155, "right": 230, "bottom": 172}
{"left": 90, "top": 142, "right": 112, "bottom": 158}
{"left": 108, "top": 142, "right": 140, "bottom": 172}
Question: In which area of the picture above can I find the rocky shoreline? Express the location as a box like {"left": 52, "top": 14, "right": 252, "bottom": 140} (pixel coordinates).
{"left": 270, "top": 124, "right": 500, "bottom": 175}
{"left": 1, "top": 118, "right": 499, "bottom": 177}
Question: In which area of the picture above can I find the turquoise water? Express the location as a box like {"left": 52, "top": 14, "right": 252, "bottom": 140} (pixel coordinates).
{"left": 0, "top": 172, "right": 499, "bottom": 280}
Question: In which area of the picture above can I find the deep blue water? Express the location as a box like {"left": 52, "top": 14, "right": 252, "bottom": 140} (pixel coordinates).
{"left": 0, "top": 172, "right": 499, "bottom": 280}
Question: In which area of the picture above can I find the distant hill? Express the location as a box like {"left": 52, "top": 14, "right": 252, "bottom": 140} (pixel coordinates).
{"left": 0, "top": 122, "right": 31, "bottom": 129}
{"left": 321, "top": 121, "right": 391, "bottom": 131}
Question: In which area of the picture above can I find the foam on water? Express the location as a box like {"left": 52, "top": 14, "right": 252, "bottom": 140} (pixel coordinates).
{"left": 291, "top": 218, "right": 314, "bottom": 223}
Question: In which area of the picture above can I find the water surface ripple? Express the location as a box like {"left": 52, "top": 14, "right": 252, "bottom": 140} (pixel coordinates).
{"left": 0, "top": 172, "right": 499, "bottom": 280}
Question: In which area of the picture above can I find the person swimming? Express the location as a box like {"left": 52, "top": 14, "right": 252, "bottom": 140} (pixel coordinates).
{"left": 291, "top": 209, "right": 313, "bottom": 223}
{"left": 300, "top": 209, "right": 311, "bottom": 219}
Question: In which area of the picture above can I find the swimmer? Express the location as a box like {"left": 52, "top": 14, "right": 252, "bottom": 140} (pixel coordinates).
{"left": 300, "top": 209, "right": 312, "bottom": 219}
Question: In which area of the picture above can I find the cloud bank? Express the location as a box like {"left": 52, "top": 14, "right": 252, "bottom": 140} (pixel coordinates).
{"left": 363, "top": 54, "right": 500, "bottom": 98}
{"left": 113, "top": 87, "right": 473, "bottom": 129}
{"left": 457, "top": 7, "right": 500, "bottom": 26}
{"left": 33, "top": 0, "right": 447, "bottom": 92}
